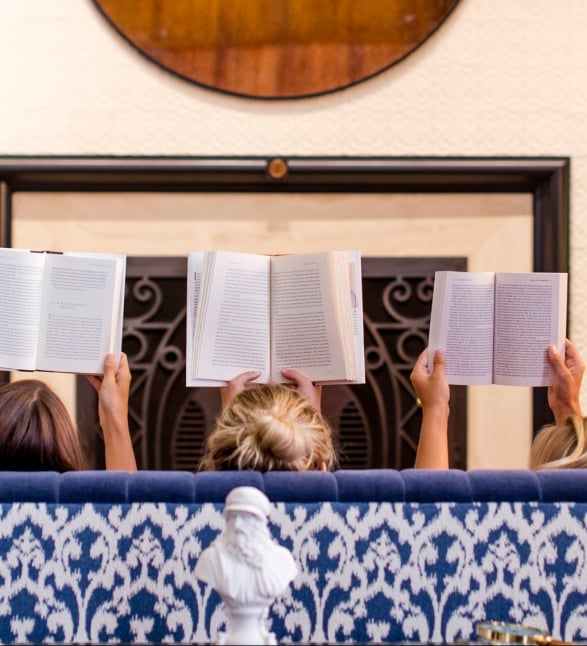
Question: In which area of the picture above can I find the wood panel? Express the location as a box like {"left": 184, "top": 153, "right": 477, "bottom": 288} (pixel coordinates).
{"left": 92, "top": 0, "right": 460, "bottom": 98}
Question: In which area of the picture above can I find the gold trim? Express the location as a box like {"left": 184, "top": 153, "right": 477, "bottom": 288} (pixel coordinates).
{"left": 477, "top": 621, "right": 549, "bottom": 645}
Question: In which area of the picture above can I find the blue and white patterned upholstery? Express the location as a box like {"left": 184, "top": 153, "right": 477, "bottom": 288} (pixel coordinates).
{"left": 0, "top": 469, "right": 586, "bottom": 644}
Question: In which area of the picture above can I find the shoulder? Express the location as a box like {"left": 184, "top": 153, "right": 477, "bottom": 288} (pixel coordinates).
{"left": 195, "top": 543, "right": 224, "bottom": 578}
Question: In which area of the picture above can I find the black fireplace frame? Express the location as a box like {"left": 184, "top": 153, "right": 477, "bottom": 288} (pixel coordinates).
{"left": 0, "top": 155, "right": 570, "bottom": 449}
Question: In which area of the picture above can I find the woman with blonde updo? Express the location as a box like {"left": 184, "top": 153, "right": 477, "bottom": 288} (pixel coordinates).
{"left": 199, "top": 368, "right": 338, "bottom": 472}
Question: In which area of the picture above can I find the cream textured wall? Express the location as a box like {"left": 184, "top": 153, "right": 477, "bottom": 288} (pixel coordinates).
{"left": 0, "top": 0, "right": 585, "bottom": 468}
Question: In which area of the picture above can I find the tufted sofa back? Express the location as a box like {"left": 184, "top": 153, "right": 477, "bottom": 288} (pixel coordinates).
{"left": 2, "top": 468, "right": 587, "bottom": 503}
{"left": 0, "top": 469, "right": 586, "bottom": 643}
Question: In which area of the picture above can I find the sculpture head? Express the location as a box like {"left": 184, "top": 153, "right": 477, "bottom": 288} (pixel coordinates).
{"left": 223, "top": 487, "right": 272, "bottom": 560}
{"left": 224, "top": 486, "right": 270, "bottom": 521}
{"left": 194, "top": 484, "right": 298, "bottom": 643}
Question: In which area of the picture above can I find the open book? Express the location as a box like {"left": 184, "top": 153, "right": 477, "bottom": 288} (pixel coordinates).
{"left": 186, "top": 250, "right": 365, "bottom": 386}
{"left": 0, "top": 248, "right": 126, "bottom": 374}
{"left": 428, "top": 271, "right": 568, "bottom": 386}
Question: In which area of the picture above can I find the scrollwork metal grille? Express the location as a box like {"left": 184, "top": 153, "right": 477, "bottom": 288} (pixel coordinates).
{"left": 77, "top": 256, "right": 467, "bottom": 470}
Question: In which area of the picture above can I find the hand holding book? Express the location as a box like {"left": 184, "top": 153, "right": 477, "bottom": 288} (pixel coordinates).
{"left": 84, "top": 351, "right": 137, "bottom": 472}
{"left": 546, "top": 340, "right": 584, "bottom": 424}
{"left": 410, "top": 348, "right": 450, "bottom": 469}
{"left": 186, "top": 249, "right": 365, "bottom": 386}
{"left": 219, "top": 367, "right": 323, "bottom": 412}
{"left": 0, "top": 248, "right": 126, "bottom": 375}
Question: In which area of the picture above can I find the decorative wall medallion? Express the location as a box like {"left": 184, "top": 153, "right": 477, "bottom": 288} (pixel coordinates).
{"left": 92, "top": 0, "right": 461, "bottom": 99}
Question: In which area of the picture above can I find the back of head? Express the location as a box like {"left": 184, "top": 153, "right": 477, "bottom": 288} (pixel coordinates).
{"left": 200, "top": 384, "right": 337, "bottom": 472}
{"left": 529, "top": 414, "right": 587, "bottom": 470}
{"left": 0, "top": 379, "right": 86, "bottom": 471}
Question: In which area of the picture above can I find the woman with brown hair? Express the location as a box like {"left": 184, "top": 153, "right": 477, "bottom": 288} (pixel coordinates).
{"left": 0, "top": 352, "right": 136, "bottom": 472}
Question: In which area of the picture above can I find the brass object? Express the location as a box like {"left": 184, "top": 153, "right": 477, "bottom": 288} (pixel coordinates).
{"left": 477, "top": 621, "right": 577, "bottom": 645}
{"left": 267, "top": 158, "right": 288, "bottom": 180}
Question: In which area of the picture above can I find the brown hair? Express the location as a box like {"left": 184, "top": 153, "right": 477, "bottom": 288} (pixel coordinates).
{"left": 200, "top": 383, "right": 337, "bottom": 472}
{"left": 0, "top": 379, "right": 86, "bottom": 471}
{"left": 529, "top": 415, "right": 587, "bottom": 470}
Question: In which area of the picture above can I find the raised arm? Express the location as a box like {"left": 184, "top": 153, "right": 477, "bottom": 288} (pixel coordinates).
{"left": 410, "top": 348, "right": 450, "bottom": 469}
{"left": 547, "top": 339, "right": 585, "bottom": 425}
{"left": 85, "top": 353, "right": 137, "bottom": 472}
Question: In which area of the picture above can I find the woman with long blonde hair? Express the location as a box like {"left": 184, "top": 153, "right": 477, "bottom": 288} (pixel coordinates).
{"left": 410, "top": 339, "right": 587, "bottom": 471}
{"left": 529, "top": 414, "right": 587, "bottom": 470}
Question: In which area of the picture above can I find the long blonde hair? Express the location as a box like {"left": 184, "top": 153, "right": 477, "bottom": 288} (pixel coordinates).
{"left": 529, "top": 415, "right": 587, "bottom": 470}
{"left": 200, "top": 384, "right": 337, "bottom": 472}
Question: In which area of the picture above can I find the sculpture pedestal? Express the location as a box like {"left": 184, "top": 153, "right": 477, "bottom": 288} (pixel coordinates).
{"left": 218, "top": 602, "right": 276, "bottom": 646}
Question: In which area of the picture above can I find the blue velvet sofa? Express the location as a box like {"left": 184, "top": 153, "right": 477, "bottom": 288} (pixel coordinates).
{"left": 1, "top": 468, "right": 586, "bottom": 644}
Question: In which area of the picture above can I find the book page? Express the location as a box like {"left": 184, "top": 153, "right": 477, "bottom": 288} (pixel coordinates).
{"left": 340, "top": 250, "right": 365, "bottom": 383}
{"left": 186, "top": 252, "right": 226, "bottom": 386}
{"left": 312, "top": 250, "right": 365, "bottom": 384}
{"left": 0, "top": 249, "right": 46, "bottom": 371}
{"left": 428, "top": 271, "right": 495, "bottom": 385}
{"left": 70, "top": 251, "right": 126, "bottom": 365}
{"left": 493, "top": 272, "right": 567, "bottom": 386}
{"left": 270, "top": 251, "right": 350, "bottom": 383}
{"left": 35, "top": 253, "right": 125, "bottom": 374}
{"left": 192, "top": 251, "right": 271, "bottom": 382}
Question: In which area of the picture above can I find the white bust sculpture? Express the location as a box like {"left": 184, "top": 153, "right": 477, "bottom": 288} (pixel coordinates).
{"left": 195, "top": 486, "right": 297, "bottom": 645}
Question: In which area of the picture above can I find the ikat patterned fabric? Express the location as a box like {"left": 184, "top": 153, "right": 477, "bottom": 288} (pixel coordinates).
{"left": 0, "top": 500, "right": 586, "bottom": 644}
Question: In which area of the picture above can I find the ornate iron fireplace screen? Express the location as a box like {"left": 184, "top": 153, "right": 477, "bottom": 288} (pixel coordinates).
{"left": 78, "top": 255, "right": 468, "bottom": 471}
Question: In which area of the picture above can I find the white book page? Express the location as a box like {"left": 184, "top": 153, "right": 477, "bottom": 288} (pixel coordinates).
{"left": 186, "top": 252, "right": 224, "bottom": 386}
{"left": 71, "top": 251, "right": 126, "bottom": 365}
{"left": 325, "top": 250, "right": 365, "bottom": 384}
{"left": 348, "top": 250, "right": 365, "bottom": 383}
{"left": 193, "top": 251, "right": 271, "bottom": 382}
{"left": 428, "top": 271, "right": 495, "bottom": 385}
{"left": 270, "top": 252, "right": 348, "bottom": 383}
{"left": 315, "top": 250, "right": 365, "bottom": 384}
{"left": 36, "top": 253, "right": 124, "bottom": 374}
{"left": 108, "top": 255, "right": 126, "bottom": 365}
{"left": 0, "top": 249, "right": 46, "bottom": 371}
{"left": 493, "top": 272, "right": 567, "bottom": 386}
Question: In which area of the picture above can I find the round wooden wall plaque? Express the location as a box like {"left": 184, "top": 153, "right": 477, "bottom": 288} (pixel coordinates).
{"left": 93, "top": 0, "right": 461, "bottom": 100}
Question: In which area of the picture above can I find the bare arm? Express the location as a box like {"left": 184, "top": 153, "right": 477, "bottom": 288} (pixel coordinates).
{"left": 85, "top": 353, "right": 137, "bottom": 472}
{"left": 410, "top": 348, "right": 450, "bottom": 469}
{"left": 547, "top": 339, "right": 585, "bottom": 425}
